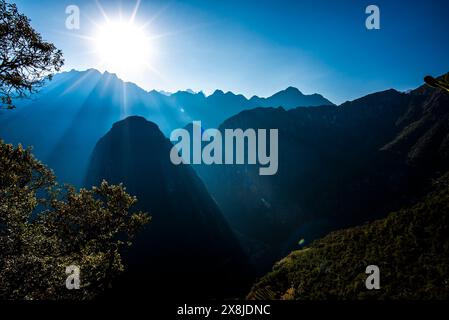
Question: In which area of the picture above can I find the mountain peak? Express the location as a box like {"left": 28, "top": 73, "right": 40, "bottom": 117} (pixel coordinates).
{"left": 109, "top": 116, "right": 167, "bottom": 143}
{"left": 102, "top": 70, "right": 119, "bottom": 79}
{"left": 112, "top": 116, "right": 161, "bottom": 133}
{"left": 211, "top": 89, "right": 225, "bottom": 96}
{"left": 284, "top": 86, "right": 303, "bottom": 95}
{"left": 84, "top": 115, "right": 253, "bottom": 298}
{"left": 249, "top": 86, "right": 334, "bottom": 108}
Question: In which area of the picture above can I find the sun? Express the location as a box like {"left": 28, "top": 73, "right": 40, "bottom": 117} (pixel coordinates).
{"left": 67, "top": 0, "right": 164, "bottom": 85}
{"left": 93, "top": 20, "right": 152, "bottom": 73}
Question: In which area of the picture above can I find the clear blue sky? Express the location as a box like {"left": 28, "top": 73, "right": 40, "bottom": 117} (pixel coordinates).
{"left": 14, "top": 0, "right": 449, "bottom": 104}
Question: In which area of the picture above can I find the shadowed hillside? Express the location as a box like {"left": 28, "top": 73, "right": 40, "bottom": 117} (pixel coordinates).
{"left": 196, "top": 74, "right": 449, "bottom": 273}
{"left": 84, "top": 116, "right": 254, "bottom": 299}
{"left": 248, "top": 171, "right": 449, "bottom": 300}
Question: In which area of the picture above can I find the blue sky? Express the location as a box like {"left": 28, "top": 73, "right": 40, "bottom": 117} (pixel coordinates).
{"left": 14, "top": 0, "right": 449, "bottom": 104}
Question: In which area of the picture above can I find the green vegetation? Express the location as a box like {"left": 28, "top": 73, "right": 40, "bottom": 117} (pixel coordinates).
{"left": 248, "top": 173, "right": 449, "bottom": 300}
{"left": 0, "top": 141, "right": 150, "bottom": 299}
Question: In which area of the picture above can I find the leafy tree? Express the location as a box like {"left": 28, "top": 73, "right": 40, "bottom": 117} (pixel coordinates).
{"left": 0, "top": 0, "right": 64, "bottom": 109}
{"left": 0, "top": 141, "right": 150, "bottom": 299}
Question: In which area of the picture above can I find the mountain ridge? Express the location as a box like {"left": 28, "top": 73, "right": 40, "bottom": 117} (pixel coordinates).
{"left": 194, "top": 74, "right": 449, "bottom": 273}
{"left": 57, "top": 68, "right": 335, "bottom": 104}
{"left": 0, "top": 68, "right": 334, "bottom": 186}
{"left": 84, "top": 115, "right": 255, "bottom": 299}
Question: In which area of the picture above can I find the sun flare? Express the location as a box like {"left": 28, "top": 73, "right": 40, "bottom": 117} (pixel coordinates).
{"left": 66, "top": 0, "right": 164, "bottom": 86}
{"left": 93, "top": 20, "right": 152, "bottom": 73}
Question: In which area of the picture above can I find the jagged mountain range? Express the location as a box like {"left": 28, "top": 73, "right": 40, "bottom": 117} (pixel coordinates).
{"left": 0, "top": 69, "right": 333, "bottom": 186}
{"left": 1, "top": 69, "right": 448, "bottom": 298}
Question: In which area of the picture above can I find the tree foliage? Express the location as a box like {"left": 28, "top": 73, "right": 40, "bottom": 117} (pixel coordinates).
{"left": 0, "top": 141, "right": 150, "bottom": 300}
{"left": 0, "top": 0, "right": 64, "bottom": 109}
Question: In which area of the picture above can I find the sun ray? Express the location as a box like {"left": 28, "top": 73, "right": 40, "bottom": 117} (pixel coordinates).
{"left": 84, "top": 14, "right": 103, "bottom": 29}
{"left": 121, "top": 81, "right": 128, "bottom": 119}
{"left": 129, "top": 0, "right": 141, "bottom": 24}
{"left": 60, "top": 68, "right": 100, "bottom": 95}
{"left": 139, "top": 2, "right": 172, "bottom": 30}
{"left": 142, "top": 62, "right": 165, "bottom": 81}
{"left": 56, "top": 30, "right": 96, "bottom": 42}
{"left": 95, "top": 0, "right": 110, "bottom": 23}
{"left": 143, "top": 21, "right": 215, "bottom": 42}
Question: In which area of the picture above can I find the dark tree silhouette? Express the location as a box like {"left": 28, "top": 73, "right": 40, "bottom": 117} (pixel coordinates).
{"left": 0, "top": 0, "right": 64, "bottom": 109}
{"left": 0, "top": 141, "right": 150, "bottom": 300}
{"left": 0, "top": 1, "right": 150, "bottom": 300}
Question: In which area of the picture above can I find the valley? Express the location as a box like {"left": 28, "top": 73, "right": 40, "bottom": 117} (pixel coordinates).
{"left": 1, "top": 0, "right": 448, "bottom": 305}
{"left": 1, "top": 70, "right": 448, "bottom": 299}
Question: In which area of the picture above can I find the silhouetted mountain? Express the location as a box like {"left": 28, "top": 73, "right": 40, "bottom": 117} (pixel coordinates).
{"left": 0, "top": 69, "right": 180, "bottom": 186}
{"left": 0, "top": 69, "right": 332, "bottom": 186}
{"left": 84, "top": 116, "right": 254, "bottom": 299}
{"left": 248, "top": 76, "right": 449, "bottom": 297}
{"left": 196, "top": 73, "right": 449, "bottom": 273}
{"left": 381, "top": 80, "right": 449, "bottom": 169}
{"left": 250, "top": 86, "right": 334, "bottom": 108}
